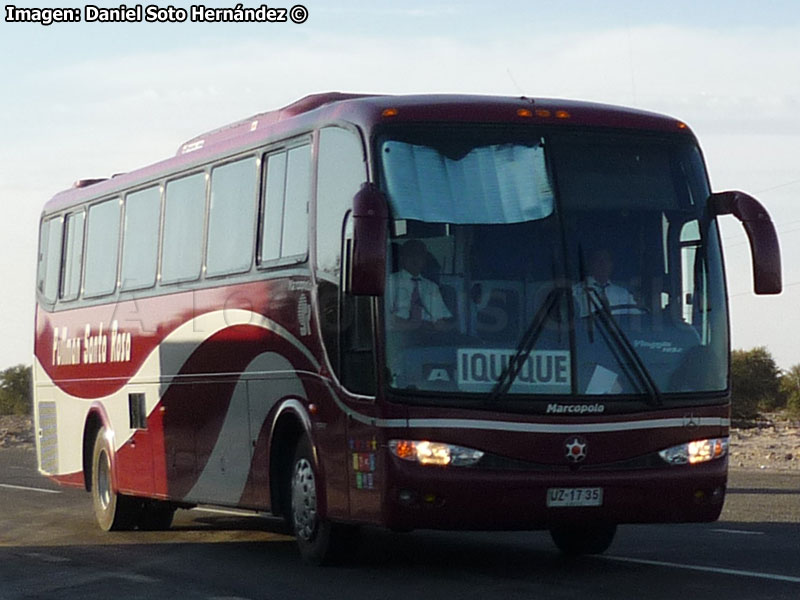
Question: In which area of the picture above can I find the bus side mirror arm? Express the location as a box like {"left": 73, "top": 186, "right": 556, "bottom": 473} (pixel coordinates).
{"left": 347, "top": 183, "right": 388, "bottom": 296}
{"left": 709, "top": 191, "right": 782, "bottom": 295}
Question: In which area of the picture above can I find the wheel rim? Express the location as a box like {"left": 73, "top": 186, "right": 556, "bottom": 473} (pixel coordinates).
{"left": 97, "top": 449, "right": 112, "bottom": 510}
{"left": 291, "top": 458, "right": 317, "bottom": 541}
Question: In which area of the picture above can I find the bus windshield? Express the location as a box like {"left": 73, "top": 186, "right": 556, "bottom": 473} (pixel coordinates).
{"left": 378, "top": 126, "right": 728, "bottom": 401}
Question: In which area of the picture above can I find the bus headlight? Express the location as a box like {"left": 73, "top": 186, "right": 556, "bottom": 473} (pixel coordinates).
{"left": 659, "top": 437, "right": 729, "bottom": 465}
{"left": 389, "top": 440, "right": 484, "bottom": 467}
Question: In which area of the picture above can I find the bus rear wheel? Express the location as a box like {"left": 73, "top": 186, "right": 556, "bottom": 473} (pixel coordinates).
{"left": 91, "top": 429, "right": 140, "bottom": 531}
{"left": 549, "top": 523, "right": 617, "bottom": 556}
{"left": 289, "top": 437, "right": 358, "bottom": 564}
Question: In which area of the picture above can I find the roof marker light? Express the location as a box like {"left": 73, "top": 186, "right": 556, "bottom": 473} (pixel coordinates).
{"left": 382, "top": 108, "right": 399, "bottom": 118}
{"left": 535, "top": 109, "right": 552, "bottom": 118}
{"left": 555, "top": 110, "right": 571, "bottom": 119}
{"left": 517, "top": 108, "right": 533, "bottom": 118}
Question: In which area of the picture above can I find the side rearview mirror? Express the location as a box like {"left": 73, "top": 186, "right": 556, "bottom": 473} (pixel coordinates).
{"left": 709, "top": 191, "right": 782, "bottom": 295}
{"left": 347, "top": 183, "right": 388, "bottom": 296}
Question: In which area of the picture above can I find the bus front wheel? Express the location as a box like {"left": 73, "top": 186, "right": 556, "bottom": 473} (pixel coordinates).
{"left": 549, "top": 523, "right": 617, "bottom": 556}
{"left": 289, "top": 437, "right": 357, "bottom": 564}
{"left": 91, "top": 429, "right": 140, "bottom": 531}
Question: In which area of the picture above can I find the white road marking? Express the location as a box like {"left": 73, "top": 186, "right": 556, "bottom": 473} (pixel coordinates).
{"left": 711, "top": 528, "right": 766, "bottom": 536}
{"left": 116, "top": 573, "right": 159, "bottom": 584}
{"left": 602, "top": 555, "right": 800, "bottom": 584}
{"left": 24, "top": 552, "right": 70, "bottom": 563}
{"left": 0, "top": 483, "right": 61, "bottom": 494}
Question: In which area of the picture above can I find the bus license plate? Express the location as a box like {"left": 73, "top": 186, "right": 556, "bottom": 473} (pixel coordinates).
{"left": 547, "top": 487, "right": 603, "bottom": 507}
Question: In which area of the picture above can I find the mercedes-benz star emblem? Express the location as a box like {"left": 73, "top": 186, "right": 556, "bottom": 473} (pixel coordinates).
{"left": 565, "top": 436, "right": 588, "bottom": 463}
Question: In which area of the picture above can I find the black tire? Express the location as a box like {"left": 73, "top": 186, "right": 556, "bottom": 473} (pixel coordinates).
{"left": 289, "top": 437, "right": 358, "bottom": 564}
{"left": 138, "top": 500, "right": 176, "bottom": 531}
{"left": 91, "top": 429, "right": 141, "bottom": 531}
{"left": 550, "top": 523, "right": 617, "bottom": 556}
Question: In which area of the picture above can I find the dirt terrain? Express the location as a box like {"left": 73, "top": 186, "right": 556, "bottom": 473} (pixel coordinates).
{"left": 730, "top": 414, "right": 800, "bottom": 471}
{"left": 0, "top": 415, "right": 34, "bottom": 449}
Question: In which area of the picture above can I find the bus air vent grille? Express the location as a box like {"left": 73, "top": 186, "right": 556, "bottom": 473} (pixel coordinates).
{"left": 37, "top": 402, "right": 58, "bottom": 474}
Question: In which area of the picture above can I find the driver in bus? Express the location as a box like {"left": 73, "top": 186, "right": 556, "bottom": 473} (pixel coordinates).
{"left": 388, "top": 239, "right": 453, "bottom": 329}
{"left": 574, "top": 247, "right": 640, "bottom": 317}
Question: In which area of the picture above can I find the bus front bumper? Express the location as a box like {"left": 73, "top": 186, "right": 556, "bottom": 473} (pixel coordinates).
{"left": 382, "top": 458, "right": 727, "bottom": 531}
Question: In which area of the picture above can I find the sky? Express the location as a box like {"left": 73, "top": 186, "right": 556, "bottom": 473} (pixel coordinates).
{"left": 1, "top": 0, "right": 799, "bottom": 369}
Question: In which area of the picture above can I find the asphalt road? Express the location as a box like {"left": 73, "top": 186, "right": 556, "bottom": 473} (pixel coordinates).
{"left": 1, "top": 447, "right": 799, "bottom": 600}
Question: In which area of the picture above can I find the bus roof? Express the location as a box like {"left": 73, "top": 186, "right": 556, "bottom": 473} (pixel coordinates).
{"left": 42, "top": 92, "right": 692, "bottom": 216}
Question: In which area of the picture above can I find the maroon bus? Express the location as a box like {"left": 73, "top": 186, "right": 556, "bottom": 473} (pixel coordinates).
{"left": 34, "top": 93, "right": 781, "bottom": 563}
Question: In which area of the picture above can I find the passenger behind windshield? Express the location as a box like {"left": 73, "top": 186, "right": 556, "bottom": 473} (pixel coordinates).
{"left": 573, "top": 247, "right": 643, "bottom": 317}
{"left": 387, "top": 239, "right": 453, "bottom": 330}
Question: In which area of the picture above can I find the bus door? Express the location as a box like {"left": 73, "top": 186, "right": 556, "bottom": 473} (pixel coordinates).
{"left": 341, "top": 295, "right": 382, "bottom": 521}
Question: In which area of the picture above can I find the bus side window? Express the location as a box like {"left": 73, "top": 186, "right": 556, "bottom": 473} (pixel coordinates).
{"left": 60, "top": 211, "right": 85, "bottom": 301}
{"left": 121, "top": 187, "right": 161, "bottom": 291}
{"left": 680, "top": 220, "right": 701, "bottom": 327}
{"left": 38, "top": 216, "right": 64, "bottom": 304}
{"left": 341, "top": 295, "right": 376, "bottom": 395}
{"left": 207, "top": 157, "right": 258, "bottom": 277}
{"left": 260, "top": 152, "right": 287, "bottom": 263}
{"left": 162, "top": 173, "right": 206, "bottom": 285}
{"left": 282, "top": 145, "right": 311, "bottom": 259}
{"left": 84, "top": 198, "right": 121, "bottom": 298}
{"left": 259, "top": 142, "right": 311, "bottom": 265}
{"left": 315, "top": 127, "right": 374, "bottom": 394}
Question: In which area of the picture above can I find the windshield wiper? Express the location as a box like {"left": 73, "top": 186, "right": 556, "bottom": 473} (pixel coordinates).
{"left": 585, "top": 288, "right": 662, "bottom": 406}
{"left": 487, "top": 287, "right": 563, "bottom": 404}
